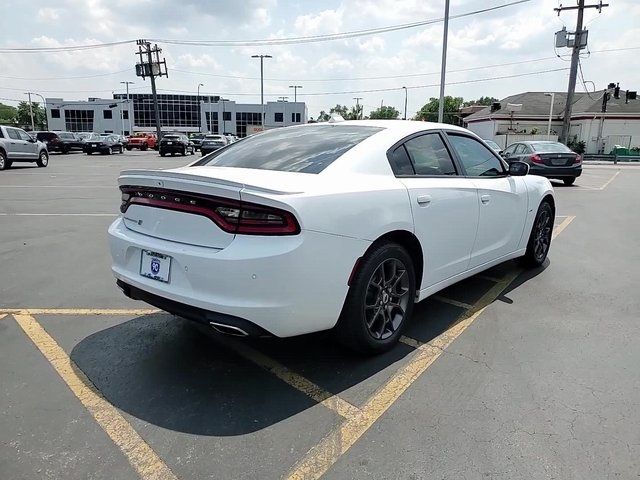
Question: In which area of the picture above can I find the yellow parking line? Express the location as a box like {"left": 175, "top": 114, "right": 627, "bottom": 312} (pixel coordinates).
{"left": 598, "top": 170, "right": 620, "bottom": 190}
{"left": 287, "top": 216, "right": 578, "bottom": 480}
{"left": 0, "top": 308, "right": 159, "bottom": 316}
{"left": 12, "top": 314, "right": 177, "bottom": 480}
{"left": 431, "top": 295, "right": 473, "bottom": 310}
{"left": 0, "top": 314, "right": 6, "bottom": 321}
{"left": 226, "top": 340, "right": 361, "bottom": 419}
{"left": 477, "top": 274, "right": 504, "bottom": 283}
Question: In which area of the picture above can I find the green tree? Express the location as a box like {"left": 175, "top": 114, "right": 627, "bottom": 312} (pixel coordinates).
{"left": 462, "top": 96, "right": 498, "bottom": 107}
{"left": 369, "top": 105, "right": 400, "bottom": 119}
{"left": 329, "top": 104, "right": 362, "bottom": 120}
{"left": 414, "top": 96, "right": 464, "bottom": 125}
{"left": 316, "top": 110, "right": 331, "bottom": 122}
{"left": 16, "top": 101, "right": 46, "bottom": 130}
{"left": 0, "top": 103, "right": 17, "bottom": 125}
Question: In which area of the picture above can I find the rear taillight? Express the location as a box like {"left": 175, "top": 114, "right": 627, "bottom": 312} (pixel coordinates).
{"left": 530, "top": 154, "right": 543, "bottom": 164}
{"left": 120, "top": 186, "right": 300, "bottom": 235}
{"left": 574, "top": 154, "right": 582, "bottom": 164}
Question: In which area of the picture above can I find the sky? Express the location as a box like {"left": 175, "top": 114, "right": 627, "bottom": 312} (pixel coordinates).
{"left": 1, "top": 0, "right": 639, "bottom": 119}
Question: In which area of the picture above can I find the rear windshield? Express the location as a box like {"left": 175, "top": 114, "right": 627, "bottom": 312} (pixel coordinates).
{"left": 531, "top": 142, "right": 572, "bottom": 153}
{"left": 195, "top": 125, "right": 383, "bottom": 174}
{"left": 162, "top": 135, "right": 179, "bottom": 140}
{"left": 58, "top": 133, "right": 75, "bottom": 139}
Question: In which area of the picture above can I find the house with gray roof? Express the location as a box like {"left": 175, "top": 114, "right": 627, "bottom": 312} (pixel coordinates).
{"left": 464, "top": 86, "right": 640, "bottom": 154}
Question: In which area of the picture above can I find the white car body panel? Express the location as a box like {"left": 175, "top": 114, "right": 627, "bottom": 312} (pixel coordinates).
{"left": 108, "top": 120, "right": 554, "bottom": 338}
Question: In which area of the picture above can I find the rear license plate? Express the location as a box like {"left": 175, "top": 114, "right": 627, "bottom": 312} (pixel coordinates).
{"left": 552, "top": 158, "right": 566, "bottom": 165}
{"left": 166, "top": 141, "right": 173, "bottom": 145}
{"left": 91, "top": 144, "right": 97, "bottom": 147}
{"left": 140, "top": 250, "right": 171, "bottom": 283}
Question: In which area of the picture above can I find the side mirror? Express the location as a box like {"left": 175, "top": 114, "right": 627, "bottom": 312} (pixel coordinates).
{"left": 508, "top": 161, "right": 529, "bottom": 176}
{"left": 501, "top": 151, "right": 509, "bottom": 158}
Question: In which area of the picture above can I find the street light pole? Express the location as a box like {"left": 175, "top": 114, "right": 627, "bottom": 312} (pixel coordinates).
{"left": 544, "top": 92, "right": 555, "bottom": 140}
{"left": 251, "top": 54, "right": 272, "bottom": 127}
{"left": 402, "top": 86, "right": 408, "bottom": 120}
{"left": 120, "top": 81, "right": 134, "bottom": 134}
{"left": 353, "top": 97, "right": 362, "bottom": 120}
{"left": 24, "top": 92, "right": 35, "bottom": 131}
{"left": 27, "top": 92, "right": 47, "bottom": 130}
{"left": 197, "top": 83, "right": 204, "bottom": 133}
{"left": 289, "top": 85, "right": 302, "bottom": 102}
{"left": 438, "top": 0, "right": 450, "bottom": 123}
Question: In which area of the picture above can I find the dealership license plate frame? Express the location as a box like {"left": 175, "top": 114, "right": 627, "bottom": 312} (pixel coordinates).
{"left": 140, "top": 250, "right": 172, "bottom": 283}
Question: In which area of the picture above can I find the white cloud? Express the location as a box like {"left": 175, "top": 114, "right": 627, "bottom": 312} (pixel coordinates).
{"left": 294, "top": 8, "right": 344, "bottom": 34}
{"left": 176, "top": 54, "right": 222, "bottom": 70}
{"left": 37, "top": 8, "right": 59, "bottom": 22}
{"left": 314, "top": 53, "right": 354, "bottom": 72}
{"left": 357, "top": 36, "right": 385, "bottom": 53}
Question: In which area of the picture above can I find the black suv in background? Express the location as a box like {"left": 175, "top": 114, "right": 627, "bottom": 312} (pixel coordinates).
{"left": 159, "top": 134, "right": 194, "bottom": 156}
{"left": 189, "top": 133, "right": 205, "bottom": 151}
{"left": 35, "top": 131, "right": 84, "bottom": 153}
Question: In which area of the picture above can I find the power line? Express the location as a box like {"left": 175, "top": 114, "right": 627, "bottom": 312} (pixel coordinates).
{"left": 0, "top": 40, "right": 134, "bottom": 53}
{"left": 0, "top": 69, "right": 132, "bottom": 81}
{"left": 152, "top": 1, "right": 530, "bottom": 47}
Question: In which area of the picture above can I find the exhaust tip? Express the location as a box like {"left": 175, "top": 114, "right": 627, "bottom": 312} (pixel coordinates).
{"left": 209, "top": 322, "right": 249, "bottom": 337}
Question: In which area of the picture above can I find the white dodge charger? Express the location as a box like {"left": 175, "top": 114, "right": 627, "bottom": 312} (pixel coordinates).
{"left": 108, "top": 121, "right": 554, "bottom": 353}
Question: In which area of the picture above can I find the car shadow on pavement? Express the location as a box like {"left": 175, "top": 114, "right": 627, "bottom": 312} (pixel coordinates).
{"left": 69, "top": 261, "right": 540, "bottom": 437}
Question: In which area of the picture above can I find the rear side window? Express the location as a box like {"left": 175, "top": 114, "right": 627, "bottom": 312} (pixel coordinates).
{"left": 403, "top": 133, "right": 457, "bottom": 176}
{"left": 36, "top": 132, "right": 57, "bottom": 141}
{"left": 388, "top": 145, "right": 414, "bottom": 175}
{"left": 7, "top": 128, "right": 21, "bottom": 140}
{"left": 197, "top": 125, "right": 383, "bottom": 174}
{"left": 514, "top": 144, "right": 526, "bottom": 154}
{"left": 447, "top": 134, "right": 505, "bottom": 177}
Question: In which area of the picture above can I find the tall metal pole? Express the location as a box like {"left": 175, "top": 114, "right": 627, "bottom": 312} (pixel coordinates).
{"left": 25, "top": 92, "right": 35, "bottom": 131}
{"left": 438, "top": 0, "right": 450, "bottom": 123}
{"left": 30, "top": 93, "right": 47, "bottom": 130}
{"left": 197, "top": 83, "right": 204, "bottom": 133}
{"left": 222, "top": 98, "right": 226, "bottom": 134}
{"left": 545, "top": 92, "right": 555, "bottom": 140}
{"left": 559, "top": 0, "right": 585, "bottom": 144}
{"left": 252, "top": 54, "right": 272, "bottom": 127}
{"left": 402, "top": 86, "right": 408, "bottom": 120}
{"left": 289, "top": 85, "right": 302, "bottom": 102}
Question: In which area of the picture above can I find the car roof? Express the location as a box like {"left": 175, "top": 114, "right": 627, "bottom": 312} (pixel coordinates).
{"left": 302, "top": 119, "right": 469, "bottom": 135}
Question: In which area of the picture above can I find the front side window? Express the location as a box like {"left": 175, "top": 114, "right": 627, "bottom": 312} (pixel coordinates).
{"left": 18, "top": 129, "right": 32, "bottom": 141}
{"left": 447, "top": 134, "right": 506, "bottom": 177}
{"left": 7, "top": 128, "right": 21, "bottom": 140}
{"left": 514, "top": 144, "right": 526, "bottom": 154}
{"left": 195, "top": 125, "right": 383, "bottom": 174}
{"left": 403, "top": 133, "right": 457, "bottom": 176}
{"left": 503, "top": 144, "right": 517, "bottom": 155}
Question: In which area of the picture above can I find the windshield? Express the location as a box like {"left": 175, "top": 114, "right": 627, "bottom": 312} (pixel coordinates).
{"left": 530, "top": 142, "right": 573, "bottom": 153}
{"left": 204, "top": 135, "right": 225, "bottom": 141}
{"left": 195, "top": 125, "right": 383, "bottom": 174}
{"left": 484, "top": 140, "right": 500, "bottom": 149}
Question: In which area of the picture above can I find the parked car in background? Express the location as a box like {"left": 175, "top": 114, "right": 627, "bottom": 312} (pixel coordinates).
{"left": 109, "top": 121, "right": 554, "bottom": 353}
{"left": 200, "top": 134, "right": 228, "bottom": 155}
{"left": 0, "top": 125, "right": 49, "bottom": 170}
{"left": 483, "top": 139, "right": 503, "bottom": 156}
{"left": 159, "top": 134, "right": 195, "bottom": 157}
{"left": 115, "top": 135, "right": 129, "bottom": 149}
{"left": 77, "top": 132, "right": 96, "bottom": 143}
{"left": 127, "top": 133, "right": 157, "bottom": 151}
{"left": 34, "top": 131, "right": 84, "bottom": 154}
{"left": 189, "top": 133, "right": 205, "bottom": 151}
{"left": 502, "top": 140, "right": 582, "bottom": 185}
{"left": 84, "top": 134, "right": 124, "bottom": 155}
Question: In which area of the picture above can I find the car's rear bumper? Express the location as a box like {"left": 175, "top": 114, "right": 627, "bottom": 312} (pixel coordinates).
{"left": 108, "top": 216, "right": 370, "bottom": 337}
{"left": 160, "top": 144, "right": 187, "bottom": 153}
{"left": 529, "top": 165, "right": 582, "bottom": 179}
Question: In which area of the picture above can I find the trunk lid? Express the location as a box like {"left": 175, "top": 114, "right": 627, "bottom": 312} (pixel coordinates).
{"left": 537, "top": 152, "right": 577, "bottom": 167}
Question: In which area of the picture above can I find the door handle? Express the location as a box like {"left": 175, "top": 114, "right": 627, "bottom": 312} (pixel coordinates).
{"left": 480, "top": 194, "right": 491, "bottom": 204}
{"left": 416, "top": 195, "right": 432, "bottom": 206}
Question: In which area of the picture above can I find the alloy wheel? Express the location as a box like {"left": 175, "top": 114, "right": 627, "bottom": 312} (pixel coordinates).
{"left": 364, "top": 258, "right": 411, "bottom": 340}
{"left": 533, "top": 208, "right": 552, "bottom": 261}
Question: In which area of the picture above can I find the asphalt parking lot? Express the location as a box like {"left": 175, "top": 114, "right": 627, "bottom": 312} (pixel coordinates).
{"left": 1, "top": 151, "right": 639, "bottom": 480}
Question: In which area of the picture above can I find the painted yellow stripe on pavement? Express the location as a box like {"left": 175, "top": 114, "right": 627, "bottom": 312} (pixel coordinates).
{"left": 431, "top": 295, "right": 473, "bottom": 310}
{"left": 12, "top": 314, "right": 177, "bottom": 480}
{"left": 226, "top": 340, "right": 361, "bottom": 419}
{"left": 0, "top": 314, "right": 6, "bottom": 321}
{"left": 287, "top": 214, "right": 577, "bottom": 479}
{"left": 0, "top": 308, "right": 159, "bottom": 316}
{"left": 599, "top": 170, "right": 620, "bottom": 190}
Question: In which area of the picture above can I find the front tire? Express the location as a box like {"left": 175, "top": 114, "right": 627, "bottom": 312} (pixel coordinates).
{"left": 36, "top": 151, "right": 49, "bottom": 167}
{"left": 335, "top": 242, "right": 416, "bottom": 354}
{"left": 563, "top": 177, "right": 576, "bottom": 186}
{"left": 160, "top": 151, "right": 166, "bottom": 157}
{"left": 141, "top": 143, "right": 148, "bottom": 151}
{"left": 521, "top": 201, "right": 553, "bottom": 268}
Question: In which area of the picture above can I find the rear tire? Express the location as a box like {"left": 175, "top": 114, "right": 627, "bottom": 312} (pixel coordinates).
{"left": 36, "top": 151, "right": 49, "bottom": 167}
{"left": 126, "top": 146, "right": 132, "bottom": 151}
{"left": 181, "top": 146, "right": 186, "bottom": 156}
{"left": 141, "top": 143, "right": 148, "bottom": 151}
{"left": 0, "top": 151, "right": 9, "bottom": 170}
{"left": 160, "top": 151, "right": 166, "bottom": 157}
{"left": 520, "top": 201, "right": 553, "bottom": 268}
{"left": 563, "top": 177, "right": 576, "bottom": 186}
{"left": 335, "top": 242, "right": 416, "bottom": 354}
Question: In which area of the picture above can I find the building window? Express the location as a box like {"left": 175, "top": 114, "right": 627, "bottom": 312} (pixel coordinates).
{"left": 103, "top": 109, "right": 112, "bottom": 119}
{"left": 223, "top": 111, "right": 231, "bottom": 121}
{"left": 291, "top": 112, "right": 301, "bottom": 123}
{"left": 122, "top": 110, "right": 129, "bottom": 119}
{"left": 64, "top": 110, "right": 94, "bottom": 132}
{"left": 275, "top": 112, "right": 284, "bottom": 123}
{"left": 235, "top": 111, "right": 262, "bottom": 137}
{"left": 51, "top": 109, "right": 60, "bottom": 118}
{"left": 206, "top": 111, "right": 219, "bottom": 133}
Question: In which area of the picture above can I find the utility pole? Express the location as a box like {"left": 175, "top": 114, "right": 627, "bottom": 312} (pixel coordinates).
{"left": 27, "top": 92, "right": 47, "bottom": 130}
{"left": 197, "top": 83, "right": 204, "bottom": 132}
{"left": 120, "top": 81, "right": 134, "bottom": 135}
{"left": 135, "top": 40, "right": 168, "bottom": 143}
{"left": 279, "top": 97, "right": 288, "bottom": 126}
{"left": 353, "top": 97, "right": 362, "bottom": 119}
{"left": 438, "top": 0, "right": 450, "bottom": 123}
{"left": 252, "top": 54, "right": 272, "bottom": 127}
{"left": 402, "top": 86, "right": 408, "bottom": 120}
{"left": 25, "top": 92, "right": 35, "bottom": 131}
{"left": 555, "top": 1, "right": 608, "bottom": 144}
{"left": 289, "top": 85, "right": 302, "bottom": 102}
